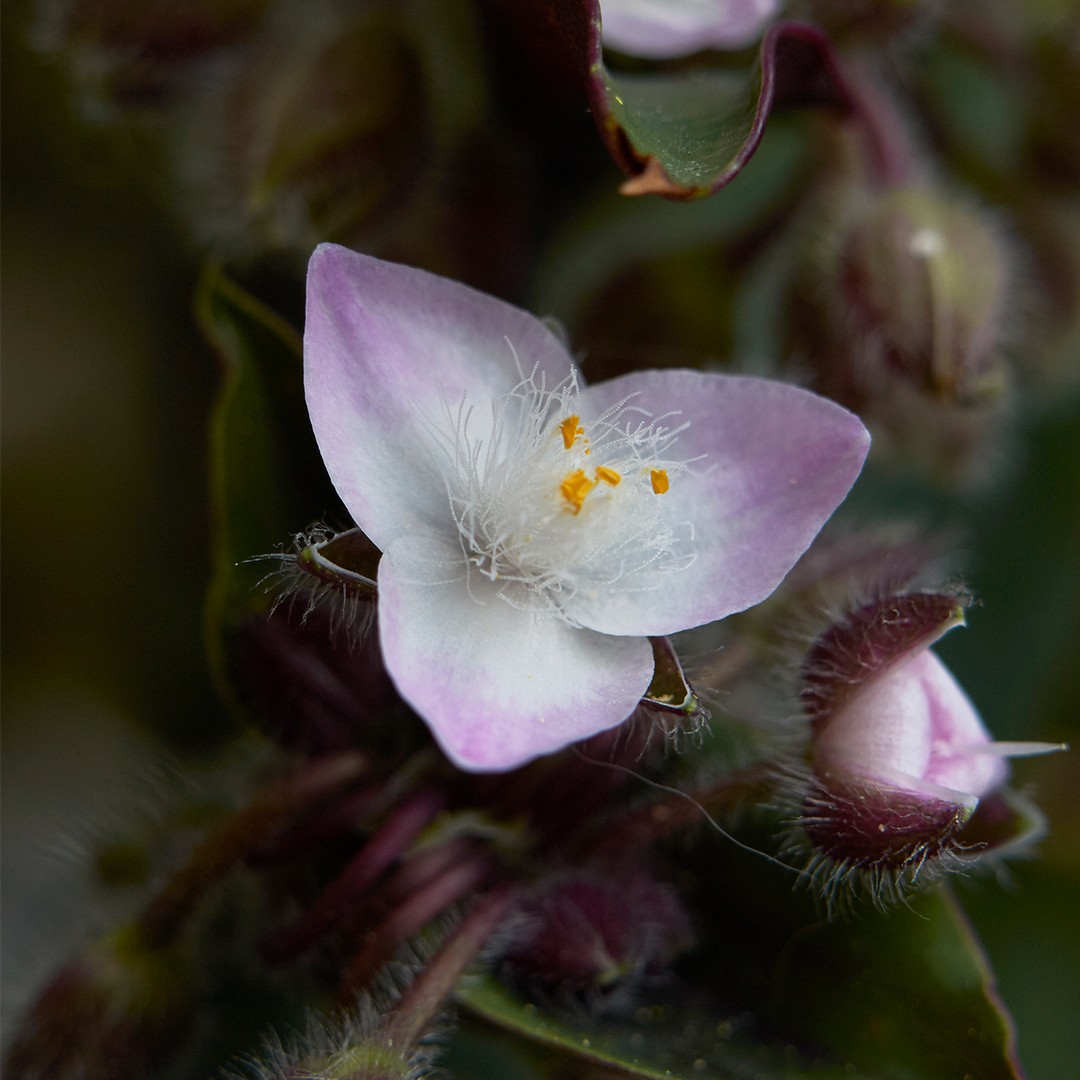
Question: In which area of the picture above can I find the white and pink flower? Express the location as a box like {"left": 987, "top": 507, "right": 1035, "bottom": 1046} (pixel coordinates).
{"left": 601, "top": 0, "right": 781, "bottom": 59}
{"left": 304, "top": 244, "right": 868, "bottom": 771}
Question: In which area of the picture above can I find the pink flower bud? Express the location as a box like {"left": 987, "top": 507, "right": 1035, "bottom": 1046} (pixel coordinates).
{"left": 805, "top": 646, "right": 1004, "bottom": 871}
{"left": 796, "top": 591, "right": 1059, "bottom": 887}
{"left": 814, "top": 647, "right": 1006, "bottom": 804}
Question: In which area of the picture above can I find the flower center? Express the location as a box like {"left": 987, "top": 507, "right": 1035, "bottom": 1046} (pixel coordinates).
{"left": 426, "top": 368, "right": 697, "bottom": 622}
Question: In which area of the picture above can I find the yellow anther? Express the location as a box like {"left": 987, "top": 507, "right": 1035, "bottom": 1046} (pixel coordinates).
{"left": 595, "top": 465, "right": 621, "bottom": 486}
{"left": 560, "top": 469, "right": 596, "bottom": 514}
{"left": 560, "top": 415, "right": 584, "bottom": 450}
{"left": 650, "top": 468, "right": 670, "bottom": 495}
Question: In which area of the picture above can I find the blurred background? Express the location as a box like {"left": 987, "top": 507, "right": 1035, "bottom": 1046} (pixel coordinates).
{"left": 3, "top": 0, "right": 1079, "bottom": 1075}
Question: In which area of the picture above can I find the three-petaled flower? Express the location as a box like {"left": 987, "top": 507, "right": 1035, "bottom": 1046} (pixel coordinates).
{"left": 304, "top": 244, "right": 869, "bottom": 771}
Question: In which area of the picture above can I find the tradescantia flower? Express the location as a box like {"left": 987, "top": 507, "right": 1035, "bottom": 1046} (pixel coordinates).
{"left": 601, "top": 0, "right": 781, "bottom": 59}
{"left": 303, "top": 244, "right": 869, "bottom": 771}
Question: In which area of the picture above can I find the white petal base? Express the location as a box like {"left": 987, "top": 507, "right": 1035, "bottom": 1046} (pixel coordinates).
{"left": 377, "top": 535, "right": 656, "bottom": 772}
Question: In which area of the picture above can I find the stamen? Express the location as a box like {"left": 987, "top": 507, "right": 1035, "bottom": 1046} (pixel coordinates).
{"left": 424, "top": 364, "right": 697, "bottom": 623}
{"left": 560, "top": 415, "right": 584, "bottom": 450}
{"left": 560, "top": 469, "right": 596, "bottom": 514}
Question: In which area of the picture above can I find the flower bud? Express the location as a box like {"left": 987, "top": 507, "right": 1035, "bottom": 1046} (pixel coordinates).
{"left": 177, "top": 0, "right": 486, "bottom": 262}
{"left": 500, "top": 871, "right": 691, "bottom": 999}
{"left": 799, "top": 185, "right": 1016, "bottom": 485}
{"left": 805, "top": 646, "right": 1002, "bottom": 871}
{"left": 600, "top": 0, "right": 780, "bottom": 59}
{"left": 835, "top": 188, "right": 1011, "bottom": 406}
{"left": 796, "top": 591, "right": 1057, "bottom": 892}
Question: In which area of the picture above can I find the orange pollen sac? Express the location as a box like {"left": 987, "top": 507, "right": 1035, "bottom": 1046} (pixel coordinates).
{"left": 595, "top": 465, "right": 621, "bottom": 486}
{"left": 560, "top": 415, "right": 584, "bottom": 450}
{"left": 650, "top": 468, "right": 670, "bottom": 495}
{"left": 560, "top": 469, "right": 596, "bottom": 514}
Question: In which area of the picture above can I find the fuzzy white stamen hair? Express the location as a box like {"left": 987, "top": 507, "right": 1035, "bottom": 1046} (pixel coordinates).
{"left": 420, "top": 360, "right": 700, "bottom": 625}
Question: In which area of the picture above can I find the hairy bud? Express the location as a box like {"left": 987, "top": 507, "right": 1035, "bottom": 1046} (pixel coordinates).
{"left": 37, "top": 0, "right": 270, "bottom": 106}
{"left": 794, "top": 591, "right": 1060, "bottom": 902}
{"left": 836, "top": 188, "right": 1011, "bottom": 405}
{"left": 177, "top": 0, "right": 486, "bottom": 261}
{"left": 500, "top": 871, "right": 692, "bottom": 1000}
{"left": 799, "top": 185, "right": 1017, "bottom": 485}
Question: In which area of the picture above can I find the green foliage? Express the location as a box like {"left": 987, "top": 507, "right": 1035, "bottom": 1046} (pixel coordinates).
{"left": 589, "top": 22, "right": 852, "bottom": 199}
{"left": 197, "top": 266, "right": 335, "bottom": 693}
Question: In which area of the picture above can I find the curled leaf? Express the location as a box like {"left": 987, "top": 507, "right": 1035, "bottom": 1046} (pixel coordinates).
{"left": 544, "top": 2, "right": 856, "bottom": 199}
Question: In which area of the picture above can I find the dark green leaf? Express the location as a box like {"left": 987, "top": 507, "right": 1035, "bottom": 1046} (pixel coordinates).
{"left": 680, "top": 830, "right": 1024, "bottom": 1080}
{"left": 768, "top": 887, "right": 1021, "bottom": 1079}
{"left": 197, "top": 264, "right": 335, "bottom": 689}
{"left": 457, "top": 972, "right": 864, "bottom": 1080}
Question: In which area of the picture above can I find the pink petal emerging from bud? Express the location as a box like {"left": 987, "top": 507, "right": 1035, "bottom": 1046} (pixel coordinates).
{"left": 813, "top": 648, "right": 1006, "bottom": 808}
{"left": 798, "top": 590, "right": 1033, "bottom": 878}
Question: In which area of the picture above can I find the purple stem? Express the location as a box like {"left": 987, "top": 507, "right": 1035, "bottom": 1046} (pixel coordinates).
{"left": 138, "top": 752, "right": 367, "bottom": 949}
{"left": 337, "top": 854, "right": 495, "bottom": 1001}
{"left": 383, "top": 886, "right": 515, "bottom": 1051}
{"left": 247, "top": 783, "right": 384, "bottom": 865}
{"left": 263, "top": 787, "right": 445, "bottom": 963}
{"left": 841, "top": 58, "right": 924, "bottom": 188}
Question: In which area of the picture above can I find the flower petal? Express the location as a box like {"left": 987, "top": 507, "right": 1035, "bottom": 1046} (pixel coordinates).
{"left": 304, "top": 243, "right": 577, "bottom": 551}
{"left": 602, "top": 0, "right": 780, "bottom": 60}
{"left": 564, "top": 369, "right": 869, "bottom": 635}
{"left": 377, "top": 534, "right": 655, "bottom": 771}
{"left": 916, "top": 650, "right": 1008, "bottom": 798}
{"left": 814, "top": 649, "right": 1007, "bottom": 803}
